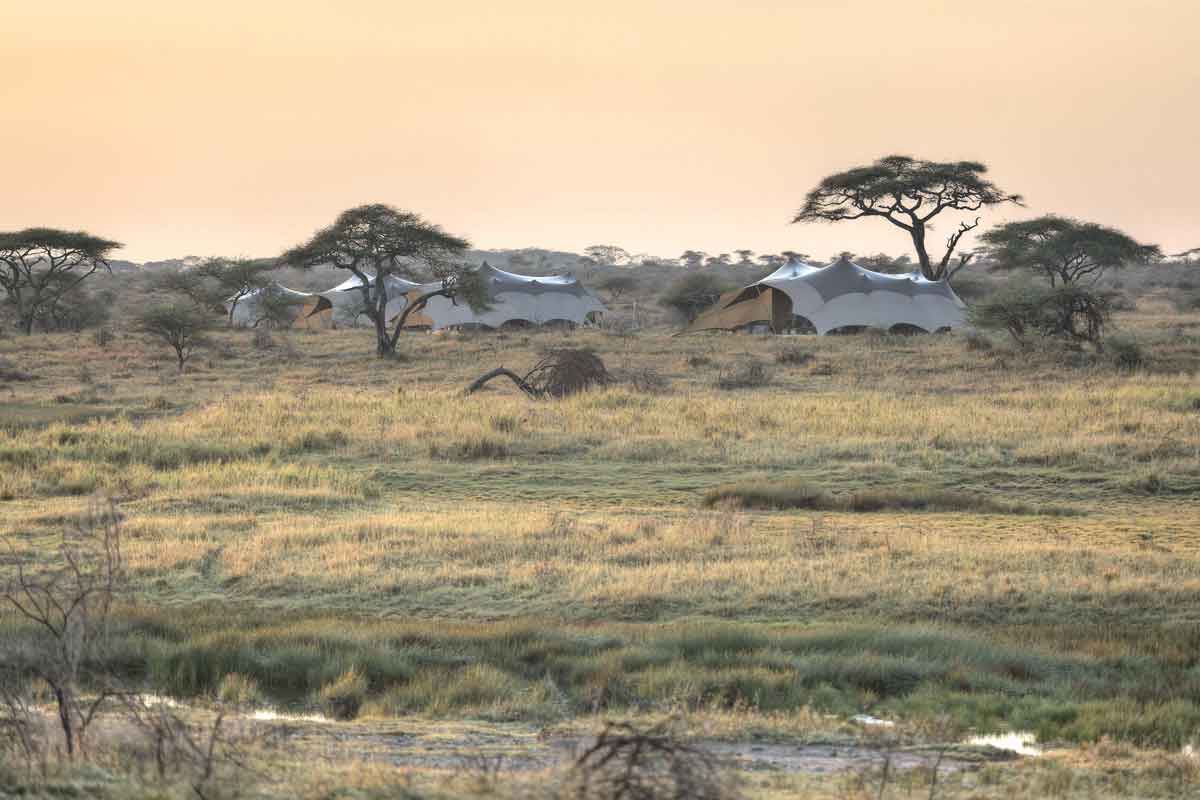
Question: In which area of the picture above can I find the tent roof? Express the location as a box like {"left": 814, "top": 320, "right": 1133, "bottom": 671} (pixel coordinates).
{"left": 328, "top": 273, "right": 424, "bottom": 294}
{"left": 687, "top": 254, "right": 966, "bottom": 335}
{"left": 768, "top": 255, "right": 960, "bottom": 303}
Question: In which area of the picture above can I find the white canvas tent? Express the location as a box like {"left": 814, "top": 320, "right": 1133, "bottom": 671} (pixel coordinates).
{"left": 323, "top": 273, "right": 424, "bottom": 327}
{"left": 686, "top": 255, "right": 966, "bottom": 335}
{"left": 398, "top": 262, "right": 607, "bottom": 331}
{"left": 226, "top": 282, "right": 332, "bottom": 329}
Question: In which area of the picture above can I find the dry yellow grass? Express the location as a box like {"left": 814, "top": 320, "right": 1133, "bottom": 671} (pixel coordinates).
{"left": 1, "top": 306, "right": 1199, "bottom": 796}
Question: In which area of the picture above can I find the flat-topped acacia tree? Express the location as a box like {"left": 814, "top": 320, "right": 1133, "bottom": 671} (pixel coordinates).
{"left": 0, "top": 228, "right": 122, "bottom": 334}
{"left": 793, "top": 155, "right": 1022, "bottom": 281}
{"left": 281, "top": 204, "right": 486, "bottom": 357}
{"left": 981, "top": 215, "right": 1160, "bottom": 286}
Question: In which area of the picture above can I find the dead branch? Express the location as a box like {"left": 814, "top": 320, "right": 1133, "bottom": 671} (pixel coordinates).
{"left": 465, "top": 349, "right": 611, "bottom": 399}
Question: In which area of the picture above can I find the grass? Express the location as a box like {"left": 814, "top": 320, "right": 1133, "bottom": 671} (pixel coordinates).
{"left": 1, "top": 302, "right": 1199, "bottom": 796}
{"left": 702, "top": 479, "right": 1079, "bottom": 515}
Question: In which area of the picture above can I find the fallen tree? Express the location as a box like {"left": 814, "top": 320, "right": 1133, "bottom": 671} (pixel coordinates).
{"left": 465, "top": 349, "right": 610, "bottom": 398}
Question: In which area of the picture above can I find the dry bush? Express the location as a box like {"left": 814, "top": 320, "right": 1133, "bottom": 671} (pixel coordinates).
{"left": 0, "top": 358, "right": 35, "bottom": 383}
{"left": 562, "top": 719, "right": 739, "bottom": 800}
{"left": 715, "top": 361, "right": 771, "bottom": 390}
{"left": 622, "top": 367, "right": 671, "bottom": 394}
{"left": 527, "top": 349, "right": 612, "bottom": 398}
{"left": 774, "top": 346, "right": 814, "bottom": 366}
{"left": 466, "top": 348, "right": 611, "bottom": 398}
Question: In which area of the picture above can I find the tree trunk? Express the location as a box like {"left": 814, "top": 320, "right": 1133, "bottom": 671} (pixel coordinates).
{"left": 54, "top": 686, "right": 75, "bottom": 759}
{"left": 910, "top": 226, "right": 934, "bottom": 280}
{"left": 465, "top": 367, "right": 540, "bottom": 397}
{"left": 373, "top": 312, "right": 396, "bottom": 358}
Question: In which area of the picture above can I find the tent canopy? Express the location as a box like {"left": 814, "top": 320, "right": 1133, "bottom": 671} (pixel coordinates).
{"left": 226, "top": 282, "right": 329, "bottom": 328}
{"left": 394, "top": 262, "right": 607, "bottom": 331}
{"left": 685, "top": 255, "right": 965, "bottom": 335}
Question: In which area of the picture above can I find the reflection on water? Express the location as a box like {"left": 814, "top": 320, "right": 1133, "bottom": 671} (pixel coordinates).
{"left": 966, "top": 731, "right": 1041, "bottom": 756}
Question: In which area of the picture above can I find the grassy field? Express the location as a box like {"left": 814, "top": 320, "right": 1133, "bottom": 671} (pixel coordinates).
{"left": 2, "top": 295, "right": 1199, "bottom": 797}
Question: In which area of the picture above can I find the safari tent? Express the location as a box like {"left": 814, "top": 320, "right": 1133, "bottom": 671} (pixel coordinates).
{"left": 394, "top": 262, "right": 607, "bottom": 331}
{"left": 226, "top": 283, "right": 333, "bottom": 329}
{"left": 684, "top": 255, "right": 966, "bottom": 335}
{"left": 322, "top": 273, "right": 423, "bottom": 327}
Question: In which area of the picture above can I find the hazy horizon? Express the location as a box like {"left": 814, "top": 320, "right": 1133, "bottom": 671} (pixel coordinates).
{"left": 4, "top": 1, "right": 1197, "bottom": 263}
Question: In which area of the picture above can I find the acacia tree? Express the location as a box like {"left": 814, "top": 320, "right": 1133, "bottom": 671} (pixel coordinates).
{"left": 596, "top": 274, "right": 638, "bottom": 301}
{"left": 0, "top": 229, "right": 122, "bottom": 334}
{"left": 281, "top": 205, "right": 484, "bottom": 357}
{"left": 793, "top": 155, "right": 1021, "bottom": 281}
{"left": 583, "top": 245, "right": 630, "bottom": 267}
{"left": 198, "top": 258, "right": 275, "bottom": 323}
{"left": 135, "top": 303, "right": 212, "bottom": 372}
{"left": 980, "top": 215, "right": 1160, "bottom": 286}
{"left": 659, "top": 273, "right": 731, "bottom": 322}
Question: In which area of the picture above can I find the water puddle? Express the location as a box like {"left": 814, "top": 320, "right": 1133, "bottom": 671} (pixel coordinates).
{"left": 965, "top": 731, "right": 1041, "bottom": 756}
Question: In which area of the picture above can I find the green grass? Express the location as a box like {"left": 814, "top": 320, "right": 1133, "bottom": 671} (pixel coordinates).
{"left": 5, "top": 611, "right": 1198, "bottom": 748}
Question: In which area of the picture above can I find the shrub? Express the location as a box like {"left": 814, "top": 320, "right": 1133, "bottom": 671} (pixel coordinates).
{"left": 1170, "top": 289, "right": 1200, "bottom": 313}
{"left": 1107, "top": 335, "right": 1144, "bottom": 370}
{"left": 317, "top": 669, "right": 368, "bottom": 720}
{"left": 659, "top": 273, "right": 732, "bottom": 322}
{"left": 685, "top": 354, "right": 714, "bottom": 369}
{"left": 968, "top": 284, "right": 1115, "bottom": 345}
{"left": 965, "top": 331, "right": 993, "bottom": 352}
{"left": 624, "top": 367, "right": 671, "bottom": 393}
{"left": 716, "top": 361, "right": 771, "bottom": 390}
{"left": 774, "top": 346, "right": 814, "bottom": 366}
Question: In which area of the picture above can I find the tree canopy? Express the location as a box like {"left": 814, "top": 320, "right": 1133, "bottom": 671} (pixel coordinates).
{"left": 281, "top": 204, "right": 478, "bottom": 356}
{"left": 980, "top": 215, "right": 1160, "bottom": 286}
{"left": 659, "top": 273, "right": 731, "bottom": 322}
{"left": 793, "top": 155, "right": 1021, "bottom": 281}
{"left": 0, "top": 228, "right": 121, "bottom": 333}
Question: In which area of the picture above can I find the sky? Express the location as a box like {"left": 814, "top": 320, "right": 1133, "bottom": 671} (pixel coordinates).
{"left": 2, "top": 0, "right": 1198, "bottom": 263}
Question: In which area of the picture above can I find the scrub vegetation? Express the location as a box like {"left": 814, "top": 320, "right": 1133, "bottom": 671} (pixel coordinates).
{"left": 1, "top": 287, "right": 1199, "bottom": 797}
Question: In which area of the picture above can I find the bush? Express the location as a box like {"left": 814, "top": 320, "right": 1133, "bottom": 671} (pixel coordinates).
{"left": 965, "top": 331, "right": 993, "bottom": 352}
{"left": 716, "top": 361, "right": 771, "bottom": 390}
{"left": 1172, "top": 289, "right": 1200, "bottom": 313}
{"left": 1107, "top": 335, "right": 1145, "bottom": 370}
{"left": 774, "top": 346, "right": 814, "bottom": 366}
{"left": 623, "top": 367, "right": 671, "bottom": 393}
{"left": 659, "top": 273, "right": 732, "bottom": 322}
{"left": 317, "top": 669, "right": 368, "bottom": 720}
{"left": 968, "top": 284, "right": 1115, "bottom": 345}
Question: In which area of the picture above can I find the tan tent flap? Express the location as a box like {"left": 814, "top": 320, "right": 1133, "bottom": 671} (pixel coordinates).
{"left": 684, "top": 286, "right": 790, "bottom": 333}
{"left": 294, "top": 296, "right": 334, "bottom": 330}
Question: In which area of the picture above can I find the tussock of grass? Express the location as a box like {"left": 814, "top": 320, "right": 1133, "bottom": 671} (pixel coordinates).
{"left": 702, "top": 479, "right": 1077, "bottom": 516}
{"left": 318, "top": 668, "right": 369, "bottom": 720}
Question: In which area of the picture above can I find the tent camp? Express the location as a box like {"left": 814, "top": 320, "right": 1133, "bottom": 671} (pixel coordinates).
{"left": 393, "top": 262, "right": 607, "bottom": 331}
{"left": 323, "top": 273, "right": 424, "bottom": 327}
{"left": 226, "top": 283, "right": 333, "bottom": 330}
{"left": 684, "top": 255, "right": 966, "bottom": 335}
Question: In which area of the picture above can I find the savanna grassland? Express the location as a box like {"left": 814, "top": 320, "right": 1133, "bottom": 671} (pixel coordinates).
{"left": 2, "top": 293, "right": 1199, "bottom": 798}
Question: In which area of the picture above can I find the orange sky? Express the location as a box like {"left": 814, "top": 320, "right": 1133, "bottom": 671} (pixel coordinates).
{"left": 3, "top": 1, "right": 1197, "bottom": 263}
